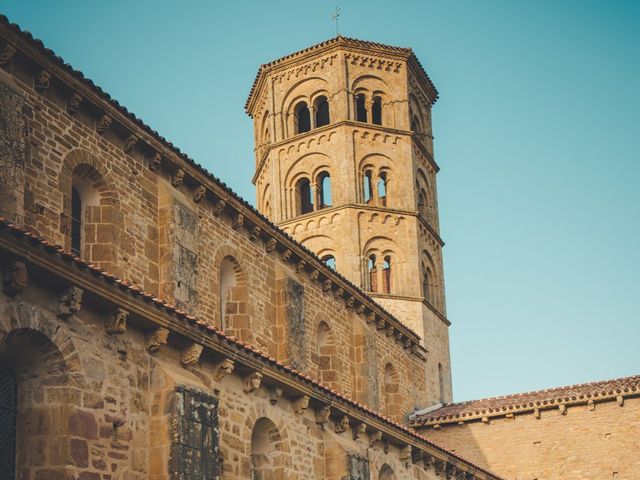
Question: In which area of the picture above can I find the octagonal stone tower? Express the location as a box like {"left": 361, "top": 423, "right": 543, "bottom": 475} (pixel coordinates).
{"left": 246, "top": 37, "right": 452, "bottom": 403}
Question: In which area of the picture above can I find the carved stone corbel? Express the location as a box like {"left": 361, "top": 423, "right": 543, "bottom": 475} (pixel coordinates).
{"left": 0, "top": 43, "right": 16, "bottom": 66}
{"left": 145, "top": 327, "right": 169, "bottom": 353}
{"left": 368, "top": 430, "right": 382, "bottom": 447}
{"left": 149, "top": 153, "right": 162, "bottom": 172}
{"left": 588, "top": 399, "right": 595, "bottom": 411}
{"left": 446, "top": 464, "right": 457, "bottom": 479}
{"left": 385, "top": 326, "right": 394, "bottom": 337}
{"left": 249, "top": 226, "right": 261, "bottom": 241}
{"left": 123, "top": 134, "right": 138, "bottom": 154}
{"left": 322, "top": 280, "right": 332, "bottom": 293}
{"left": 366, "top": 312, "right": 376, "bottom": 324}
{"left": 383, "top": 439, "right": 390, "bottom": 454}
{"left": 212, "top": 199, "right": 226, "bottom": 216}
{"left": 356, "top": 304, "right": 365, "bottom": 315}
{"left": 434, "top": 461, "right": 447, "bottom": 476}
{"left": 265, "top": 238, "right": 277, "bottom": 253}
{"left": 296, "top": 260, "right": 306, "bottom": 273}
{"left": 315, "top": 405, "right": 331, "bottom": 425}
{"left": 2, "top": 261, "right": 28, "bottom": 296}
{"left": 376, "top": 318, "right": 386, "bottom": 330}
{"left": 35, "top": 70, "right": 51, "bottom": 91}
{"left": 171, "top": 168, "right": 185, "bottom": 187}
{"left": 96, "top": 114, "right": 112, "bottom": 134}
{"left": 481, "top": 416, "right": 490, "bottom": 424}
{"left": 559, "top": 404, "right": 567, "bottom": 415}
{"left": 411, "top": 447, "right": 423, "bottom": 465}
{"left": 231, "top": 213, "right": 243, "bottom": 229}
{"left": 399, "top": 444, "right": 412, "bottom": 462}
{"left": 352, "top": 422, "right": 366, "bottom": 441}
{"left": 67, "top": 92, "right": 83, "bottom": 115}
{"left": 181, "top": 343, "right": 203, "bottom": 366}
{"left": 269, "top": 385, "right": 283, "bottom": 405}
{"left": 423, "top": 453, "right": 434, "bottom": 468}
{"left": 309, "top": 270, "right": 319, "bottom": 281}
{"left": 334, "top": 415, "right": 349, "bottom": 433}
{"left": 292, "top": 395, "right": 309, "bottom": 415}
{"left": 105, "top": 307, "right": 128, "bottom": 334}
{"left": 333, "top": 287, "right": 344, "bottom": 299}
{"left": 243, "top": 371, "right": 263, "bottom": 394}
{"left": 57, "top": 286, "right": 84, "bottom": 320}
{"left": 281, "top": 249, "right": 292, "bottom": 263}
{"left": 345, "top": 296, "right": 355, "bottom": 308}
{"left": 403, "top": 338, "right": 412, "bottom": 349}
{"left": 617, "top": 395, "right": 624, "bottom": 407}
{"left": 213, "top": 358, "right": 235, "bottom": 381}
{"left": 193, "top": 185, "right": 207, "bottom": 203}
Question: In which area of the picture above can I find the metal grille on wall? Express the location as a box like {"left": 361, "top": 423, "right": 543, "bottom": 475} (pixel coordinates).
{"left": 0, "top": 366, "right": 17, "bottom": 480}
{"left": 170, "top": 386, "right": 220, "bottom": 480}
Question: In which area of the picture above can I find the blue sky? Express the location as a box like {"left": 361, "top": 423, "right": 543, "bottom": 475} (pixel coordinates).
{"left": 3, "top": 1, "right": 638, "bottom": 401}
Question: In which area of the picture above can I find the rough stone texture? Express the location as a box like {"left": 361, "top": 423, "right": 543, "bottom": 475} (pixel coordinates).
{"left": 282, "top": 277, "right": 305, "bottom": 371}
{"left": 421, "top": 397, "right": 640, "bottom": 480}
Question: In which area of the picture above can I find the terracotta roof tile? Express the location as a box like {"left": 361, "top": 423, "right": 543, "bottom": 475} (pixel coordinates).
{"left": 411, "top": 375, "right": 640, "bottom": 426}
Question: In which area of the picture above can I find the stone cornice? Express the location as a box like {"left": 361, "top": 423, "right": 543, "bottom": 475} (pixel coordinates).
{"left": 0, "top": 223, "right": 502, "bottom": 480}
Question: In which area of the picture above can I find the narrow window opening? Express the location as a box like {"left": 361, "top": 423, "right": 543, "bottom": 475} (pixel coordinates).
{"left": 355, "top": 93, "right": 368, "bottom": 122}
{"left": 382, "top": 256, "right": 391, "bottom": 294}
{"left": 219, "top": 258, "right": 237, "bottom": 331}
{"left": 71, "top": 186, "right": 82, "bottom": 256}
{"left": 372, "top": 96, "right": 383, "bottom": 125}
{"left": 322, "top": 255, "right": 336, "bottom": 270}
{"left": 368, "top": 254, "right": 377, "bottom": 292}
{"left": 295, "top": 178, "right": 314, "bottom": 215}
{"left": 317, "top": 172, "right": 332, "bottom": 208}
{"left": 314, "top": 96, "right": 330, "bottom": 128}
{"left": 294, "top": 101, "right": 311, "bottom": 134}
{"left": 423, "top": 269, "right": 431, "bottom": 302}
{"left": 363, "top": 170, "right": 373, "bottom": 204}
{"left": 438, "top": 363, "right": 446, "bottom": 403}
{"left": 378, "top": 172, "right": 388, "bottom": 207}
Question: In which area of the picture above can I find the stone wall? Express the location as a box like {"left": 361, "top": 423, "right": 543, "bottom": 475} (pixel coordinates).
{"left": 421, "top": 398, "right": 640, "bottom": 480}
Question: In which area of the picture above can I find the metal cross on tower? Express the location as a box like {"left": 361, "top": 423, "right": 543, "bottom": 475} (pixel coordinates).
{"left": 332, "top": 7, "right": 341, "bottom": 36}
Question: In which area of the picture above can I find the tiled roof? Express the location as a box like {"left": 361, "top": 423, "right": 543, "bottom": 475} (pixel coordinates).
{"left": 0, "top": 218, "right": 504, "bottom": 480}
{"left": 411, "top": 375, "right": 640, "bottom": 426}
{"left": 0, "top": 14, "right": 427, "bottom": 347}
{"left": 245, "top": 35, "right": 439, "bottom": 115}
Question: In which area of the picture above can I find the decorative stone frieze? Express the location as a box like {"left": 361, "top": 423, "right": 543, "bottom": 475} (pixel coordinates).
{"left": 243, "top": 371, "right": 263, "bottom": 394}
{"left": 335, "top": 415, "right": 350, "bottom": 433}
{"left": 181, "top": 342, "right": 203, "bottom": 366}
{"left": 57, "top": 286, "right": 83, "bottom": 320}
{"left": 67, "top": 92, "right": 83, "bottom": 115}
{"left": 213, "top": 358, "right": 235, "bottom": 381}
{"left": 96, "top": 114, "right": 112, "bottom": 134}
{"left": 145, "top": 327, "right": 169, "bottom": 353}
{"left": 2, "top": 260, "right": 28, "bottom": 295}
{"left": 105, "top": 307, "right": 128, "bottom": 334}
{"left": 292, "top": 395, "right": 309, "bottom": 414}
{"left": 193, "top": 185, "right": 207, "bottom": 203}
{"left": 171, "top": 168, "right": 185, "bottom": 187}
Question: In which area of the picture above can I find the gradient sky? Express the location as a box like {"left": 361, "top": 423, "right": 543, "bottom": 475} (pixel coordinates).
{"left": 3, "top": 1, "right": 638, "bottom": 402}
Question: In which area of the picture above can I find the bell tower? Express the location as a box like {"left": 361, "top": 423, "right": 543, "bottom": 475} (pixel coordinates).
{"left": 246, "top": 37, "right": 452, "bottom": 403}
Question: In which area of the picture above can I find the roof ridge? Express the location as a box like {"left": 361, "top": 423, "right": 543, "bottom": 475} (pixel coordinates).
{"left": 0, "top": 218, "right": 505, "bottom": 480}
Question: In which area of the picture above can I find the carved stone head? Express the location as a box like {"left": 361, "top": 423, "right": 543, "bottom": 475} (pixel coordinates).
{"left": 2, "top": 261, "right": 28, "bottom": 296}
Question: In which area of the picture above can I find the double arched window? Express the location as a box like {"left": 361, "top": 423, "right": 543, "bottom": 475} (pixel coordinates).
{"left": 367, "top": 253, "right": 393, "bottom": 294}
{"left": 362, "top": 168, "right": 390, "bottom": 207}
{"left": 354, "top": 93, "right": 383, "bottom": 126}
{"left": 293, "top": 172, "right": 332, "bottom": 216}
{"left": 291, "top": 96, "right": 331, "bottom": 136}
{"left": 294, "top": 101, "right": 311, "bottom": 134}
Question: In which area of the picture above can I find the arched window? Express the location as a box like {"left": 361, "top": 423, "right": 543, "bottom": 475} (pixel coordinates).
{"left": 314, "top": 96, "right": 330, "bottom": 128}
{"left": 363, "top": 170, "right": 373, "bottom": 204}
{"left": 70, "top": 186, "right": 82, "bottom": 256}
{"left": 219, "top": 257, "right": 237, "bottom": 331}
{"left": 438, "top": 363, "right": 446, "bottom": 403}
{"left": 251, "top": 418, "right": 284, "bottom": 480}
{"left": 382, "top": 256, "right": 391, "bottom": 294}
{"left": 418, "top": 188, "right": 428, "bottom": 220}
{"left": 322, "top": 255, "right": 336, "bottom": 270}
{"left": 316, "top": 172, "right": 332, "bottom": 208}
{"left": 377, "top": 172, "right": 388, "bottom": 207}
{"left": 0, "top": 365, "right": 17, "bottom": 479}
{"left": 372, "top": 96, "right": 383, "bottom": 125}
{"left": 367, "top": 254, "right": 377, "bottom": 292}
{"left": 422, "top": 269, "right": 431, "bottom": 302}
{"left": 295, "top": 178, "right": 313, "bottom": 215}
{"left": 383, "top": 363, "right": 401, "bottom": 419}
{"left": 294, "top": 101, "right": 311, "bottom": 134}
{"left": 411, "top": 114, "right": 422, "bottom": 134}
{"left": 379, "top": 464, "right": 396, "bottom": 480}
{"left": 355, "top": 93, "right": 368, "bottom": 122}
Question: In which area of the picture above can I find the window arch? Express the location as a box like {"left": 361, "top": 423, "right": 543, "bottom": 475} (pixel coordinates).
{"left": 295, "top": 178, "right": 313, "bottom": 215}
{"left": 372, "top": 95, "right": 383, "bottom": 125}
{"left": 316, "top": 171, "right": 332, "bottom": 209}
{"left": 422, "top": 268, "right": 432, "bottom": 302}
{"left": 355, "top": 93, "right": 368, "bottom": 122}
{"left": 417, "top": 188, "right": 428, "bottom": 221}
{"left": 0, "top": 365, "right": 17, "bottom": 479}
{"left": 251, "top": 417, "right": 284, "bottom": 480}
{"left": 383, "top": 363, "right": 401, "bottom": 419}
{"left": 363, "top": 170, "right": 374, "bottom": 204}
{"left": 294, "top": 101, "right": 311, "bottom": 134}
{"left": 379, "top": 464, "right": 396, "bottom": 480}
{"left": 314, "top": 95, "right": 330, "bottom": 127}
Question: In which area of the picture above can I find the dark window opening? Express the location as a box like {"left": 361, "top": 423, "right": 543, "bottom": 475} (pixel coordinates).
{"left": 372, "top": 96, "right": 383, "bottom": 125}
{"left": 315, "top": 96, "right": 330, "bottom": 127}
{"left": 382, "top": 256, "right": 391, "bottom": 294}
{"left": 294, "top": 101, "right": 311, "bottom": 134}
{"left": 377, "top": 172, "right": 388, "bottom": 207}
{"left": 368, "top": 254, "right": 377, "bottom": 292}
{"left": 71, "top": 186, "right": 82, "bottom": 256}
{"left": 317, "top": 172, "right": 332, "bottom": 209}
{"left": 322, "top": 255, "right": 336, "bottom": 270}
{"left": 363, "top": 171, "right": 373, "bottom": 204}
{"left": 423, "top": 270, "right": 430, "bottom": 302}
{"left": 0, "top": 366, "right": 17, "bottom": 480}
{"left": 295, "top": 178, "right": 314, "bottom": 215}
{"left": 355, "top": 93, "right": 368, "bottom": 122}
